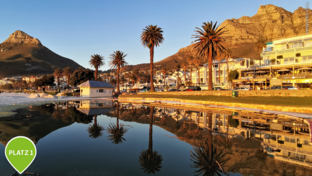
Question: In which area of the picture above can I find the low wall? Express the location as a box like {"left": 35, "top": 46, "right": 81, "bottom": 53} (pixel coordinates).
{"left": 138, "top": 90, "right": 312, "bottom": 97}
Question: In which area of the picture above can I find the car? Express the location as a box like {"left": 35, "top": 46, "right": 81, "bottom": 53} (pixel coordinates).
{"left": 168, "top": 88, "right": 180, "bottom": 91}
{"left": 270, "top": 86, "right": 299, "bottom": 90}
{"left": 185, "top": 86, "right": 201, "bottom": 91}
{"left": 284, "top": 86, "right": 299, "bottom": 90}
{"left": 234, "top": 87, "right": 249, "bottom": 91}
{"left": 214, "top": 87, "right": 225, "bottom": 91}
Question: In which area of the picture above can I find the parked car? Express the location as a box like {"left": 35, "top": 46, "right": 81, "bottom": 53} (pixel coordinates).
{"left": 186, "top": 86, "right": 201, "bottom": 91}
{"left": 234, "top": 87, "right": 249, "bottom": 91}
{"left": 284, "top": 86, "right": 299, "bottom": 90}
{"left": 270, "top": 86, "right": 299, "bottom": 90}
{"left": 214, "top": 87, "right": 225, "bottom": 91}
{"left": 168, "top": 88, "right": 179, "bottom": 91}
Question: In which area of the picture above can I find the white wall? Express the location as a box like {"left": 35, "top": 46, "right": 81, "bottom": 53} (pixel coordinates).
{"left": 80, "top": 87, "right": 113, "bottom": 97}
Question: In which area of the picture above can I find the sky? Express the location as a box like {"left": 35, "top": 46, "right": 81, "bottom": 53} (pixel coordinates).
{"left": 0, "top": 0, "right": 309, "bottom": 71}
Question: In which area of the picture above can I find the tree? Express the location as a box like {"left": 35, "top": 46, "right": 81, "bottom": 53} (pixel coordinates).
{"left": 255, "top": 36, "right": 267, "bottom": 67}
{"left": 192, "top": 21, "right": 227, "bottom": 90}
{"left": 89, "top": 54, "right": 104, "bottom": 81}
{"left": 139, "top": 107, "right": 163, "bottom": 174}
{"left": 13, "top": 80, "right": 27, "bottom": 90}
{"left": 181, "top": 62, "right": 188, "bottom": 84}
{"left": 69, "top": 69, "right": 95, "bottom": 86}
{"left": 63, "top": 67, "right": 73, "bottom": 86}
{"left": 33, "top": 75, "right": 55, "bottom": 88}
{"left": 225, "top": 48, "right": 233, "bottom": 82}
{"left": 53, "top": 68, "right": 62, "bottom": 89}
{"left": 130, "top": 74, "right": 137, "bottom": 86}
{"left": 141, "top": 25, "right": 164, "bottom": 91}
{"left": 190, "top": 139, "right": 229, "bottom": 176}
{"left": 228, "top": 70, "right": 239, "bottom": 82}
{"left": 161, "top": 67, "right": 167, "bottom": 87}
{"left": 87, "top": 115, "right": 104, "bottom": 139}
{"left": 107, "top": 102, "right": 129, "bottom": 144}
{"left": 109, "top": 51, "right": 128, "bottom": 93}
{"left": 187, "top": 56, "right": 194, "bottom": 84}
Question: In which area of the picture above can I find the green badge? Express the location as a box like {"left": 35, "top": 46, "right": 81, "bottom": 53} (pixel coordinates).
{"left": 5, "top": 136, "right": 37, "bottom": 174}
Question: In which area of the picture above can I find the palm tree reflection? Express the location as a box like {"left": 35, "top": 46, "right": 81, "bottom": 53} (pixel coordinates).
{"left": 190, "top": 113, "right": 229, "bottom": 176}
{"left": 87, "top": 115, "right": 104, "bottom": 139}
{"left": 107, "top": 102, "right": 128, "bottom": 144}
{"left": 139, "top": 106, "right": 163, "bottom": 174}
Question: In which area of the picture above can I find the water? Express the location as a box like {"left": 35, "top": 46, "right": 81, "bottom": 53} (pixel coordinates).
{"left": 0, "top": 100, "right": 311, "bottom": 176}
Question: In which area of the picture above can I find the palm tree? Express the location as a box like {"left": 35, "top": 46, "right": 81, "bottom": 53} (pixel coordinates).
{"left": 161, "top": 67, "right": 167, "bottom": 87}
{"left": 109, "top": 51, "right": 128, "bottom": 93}
{"left": 139, "top": 107, "right": 163, "bottom": 174}
{"left": 107, "top": 102, "right": 128, "bottom": 144}
{"left": 62, "top": 67, "right": 73, "bottom": 86}
{"left": 187, "top": 56, "right": 194, "bottom": 85}
{"left": 192, "top": 21, "right": 227, "bottom": 90}
{"left": 53, "top": 68, "right": 62, "bottom": 89}
{"left": 190, "top": 138, "right": 229, "bottom": 176}
{"left": 87, "top": 115, "right": 104, "bottom": 139}
{"left": 255, "top": 36, "right": 267, "bottom": 67}
{"left": 130, "top": 74, "right": 137, "bottom": 86}
{"left": 181, "top": 62, "right": 188, "bottom": 84}
{"left": 225, "top": 48, "right": 232, "bottom": 83}
{"left": 141, "top": 25, "right": 164, "bottom": 92}
{"left": 89, "top": 54, "right": 104, "bottom": 81}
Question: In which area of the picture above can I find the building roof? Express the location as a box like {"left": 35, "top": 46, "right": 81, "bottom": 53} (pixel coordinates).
{"left": 78, "top": 80, "right": 115, "bottom": 88}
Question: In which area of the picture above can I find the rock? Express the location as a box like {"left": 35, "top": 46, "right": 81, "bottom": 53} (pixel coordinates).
{"left": 3, "top": 30, "right": 42, "bottom": 46}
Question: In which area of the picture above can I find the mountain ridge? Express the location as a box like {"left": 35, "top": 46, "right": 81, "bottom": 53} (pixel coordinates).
{"left": 0, "top": 30, "right": 82, "bottom": 77}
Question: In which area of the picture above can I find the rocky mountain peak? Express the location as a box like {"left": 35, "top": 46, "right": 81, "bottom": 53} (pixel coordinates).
{"left": 2, "top": 30, "right": 42, "bottom": 46}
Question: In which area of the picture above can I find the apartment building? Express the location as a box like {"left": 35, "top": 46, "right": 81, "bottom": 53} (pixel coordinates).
{"left": 238, "top": 34, "right": 312, "bottom": 89}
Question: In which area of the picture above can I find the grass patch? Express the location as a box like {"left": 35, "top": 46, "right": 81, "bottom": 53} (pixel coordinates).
{"left": 120, "top": 94, "right": 312, "bottom": 107}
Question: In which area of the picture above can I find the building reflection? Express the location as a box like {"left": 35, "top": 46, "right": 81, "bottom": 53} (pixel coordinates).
{"left": 118, "top": 102, "right": 312, "bottom": 168}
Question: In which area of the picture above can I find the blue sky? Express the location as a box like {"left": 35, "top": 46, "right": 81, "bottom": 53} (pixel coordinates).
{"left": 0, "top": 0, "right": 308, "bottom": 71}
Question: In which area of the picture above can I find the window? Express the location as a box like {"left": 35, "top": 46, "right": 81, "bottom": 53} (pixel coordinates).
{"left": 99, "top": 89, "right": 104, "bottom": 93}
{"left": 104, "top": 90, "right": 106, "bottom": 93}
{"left": 99, "top": 103, "right": 103, "bottom": 106}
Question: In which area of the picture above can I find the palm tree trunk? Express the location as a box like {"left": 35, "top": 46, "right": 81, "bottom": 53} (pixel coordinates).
{"left": 150, "top": 45, "right": 155, "bottom": 91}
{"left": 149, "top": 107, "right": 154, "bottom": 153}
{"left": 95, "top": 67, "right": 98, "bottom": 81}
{"left": 184, "top": 70, "right": 186, "bottom": 85}
{"left": 226, "top": 57, "right": 229, "bottom": 82}
{"left": 190, "top": 66, "right": 193, "bottom": 86}
{"left": 219, "top": 63, "right": 221, "bottom": 85}
{"left": 117, "top": 65, "right": 120, "bottom": 93}
{"left": 208, "top": 113, "right": 213, "bottom": 161}
{"left": 57, "top": 77, "right": 60, "bottom": 90}
{"left": 117, "top": 102, "right": 119, "bottom": 130}
{"left": 164, "top": 74, "right": 166, "bottom": 87}
{"left": 197, "top": 68, "right": 200, "bottom": 85}
{"left": 67, "top": 75, "right": 70, "bottom": 85}
{"left": 94, "top": 115, "right": 97, "bottom": 125}
{"left": 208, "top": 45, "right": 213, "bottom": 90}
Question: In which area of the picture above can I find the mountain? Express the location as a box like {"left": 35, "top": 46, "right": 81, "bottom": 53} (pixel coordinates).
{"left": 123, "top": 4, "right": 312, "bottom": 72}
{"left": 0, "top": 30, "right": 82, "bottom": 77}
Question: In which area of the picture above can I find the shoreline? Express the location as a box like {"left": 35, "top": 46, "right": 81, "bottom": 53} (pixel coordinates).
{"left": 118, "top": 97, "right": 312, "bottom": 120}
{"left": 0, "top": 93, "right": 116, "bottom": 117}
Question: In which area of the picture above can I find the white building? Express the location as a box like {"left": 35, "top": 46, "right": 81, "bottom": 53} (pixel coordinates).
{"left": 78, "top": 80, "right": 115, "bottom": 98}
